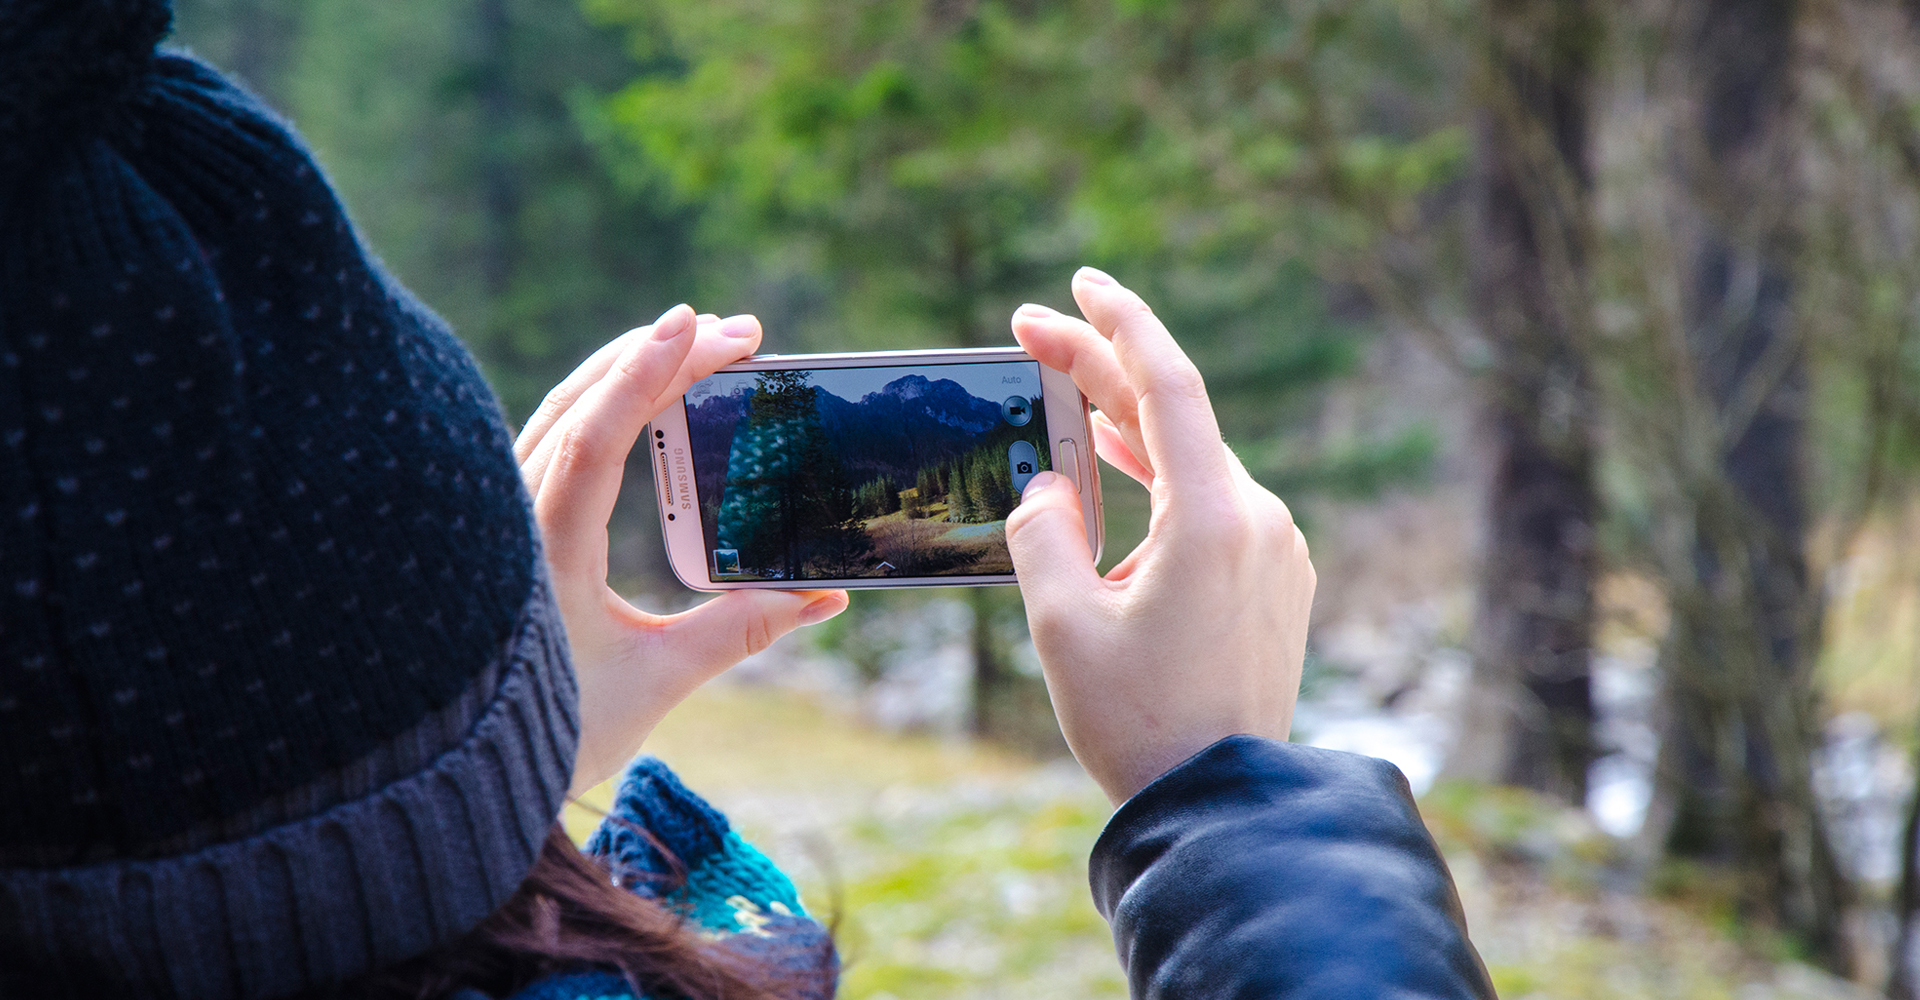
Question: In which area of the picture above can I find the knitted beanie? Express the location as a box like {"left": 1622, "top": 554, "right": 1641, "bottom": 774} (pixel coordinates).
{"left": 0, "top": 2, "right": 578, "bottom": 996}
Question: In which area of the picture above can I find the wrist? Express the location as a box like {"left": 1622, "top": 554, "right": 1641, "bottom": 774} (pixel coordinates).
{"left": 1101, "top": 734, "right": 1234, "bottom": 806}
{"left": 1100, "top": 715, "right": 1295, "bottom": 805}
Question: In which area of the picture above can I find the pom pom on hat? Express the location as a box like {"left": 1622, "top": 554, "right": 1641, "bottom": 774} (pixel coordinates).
{"left": 0, "top": 0, "right": 171, "bottom": 176}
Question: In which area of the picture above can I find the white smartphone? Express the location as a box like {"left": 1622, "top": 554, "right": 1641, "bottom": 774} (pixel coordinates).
{"left": 649, "top": 347, "right": 1103, "bottom": 590}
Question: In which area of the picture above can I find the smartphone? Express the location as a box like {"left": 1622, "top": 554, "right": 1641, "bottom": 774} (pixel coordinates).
{"left": 649, "top": 347, "right": 1102, "bottom": 590}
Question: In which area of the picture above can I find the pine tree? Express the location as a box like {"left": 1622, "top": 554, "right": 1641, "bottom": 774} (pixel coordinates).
{"left": 813, "top": 474, "right": 876, "bottom": 577}
{"left": 714, "top": 372, "right": 840, "bottom": 578}
{"left": 948, "top": 461, "right": 972, "bottom": 523}
{"left": 982, "top": 455, "right": 1014, "bottom": 521}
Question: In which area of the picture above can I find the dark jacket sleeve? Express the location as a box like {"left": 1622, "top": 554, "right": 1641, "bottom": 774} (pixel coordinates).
{"left": 1089, "top": 735, "right": 1495, "bottom": 1000}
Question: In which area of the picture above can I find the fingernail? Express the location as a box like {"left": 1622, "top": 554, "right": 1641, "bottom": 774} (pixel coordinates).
{"left": 695, "top": 313, "right": 721, "bottom": 324}
{"left": 651, "top": 305, "right": 694, "bottom": 340}
{"left": 718, "top": 315, "right": 759, "bottom": 339}
{"left": 1021, "top": 470, "right": 1064, "bottom": 502}
{"left": 1074, "top": 266, "right": 1116, "bottom": 286}
{"left": 797, "top": 595, "right": 846, "bottom": 627}
{"left": 1016, "top": 302, "right": 1058, "bottom": 317}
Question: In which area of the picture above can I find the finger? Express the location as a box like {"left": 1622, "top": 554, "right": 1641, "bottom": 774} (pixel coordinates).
{"left": 515, "top": 313, "right": 731, "bottom": 463}
{"left": 1006, "top": 471, "right": 1106, "bottom": 621}
{"left": 516, "top": 328, "right": 646, "bottom": 463}
{"left": 534, "top": 311, "right": 764, "bottom": 576}
{"left": 656, "top": 589, "right": 849, "bottom": 684}
{"left": 1069, "top": 267, "right": 1234, "bottom": 492}
{"left": 1011, "top": 304, "right": 1137, "bottom": 421}
{"left": 1010, "top": 304, "right": 1150, "bottom": 469}
{"left": 1090, "top": 410, "right": 1153, "bottom": 487}
{"left": 533, "top": 305, "right": 700, "bottom": 575}
{"left": 522, "top": 313, "right": 760, "bottom": 497}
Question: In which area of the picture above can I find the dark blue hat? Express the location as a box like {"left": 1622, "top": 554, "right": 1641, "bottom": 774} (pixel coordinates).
{"left": 0, "top": 2, "right": 578, "bottom": 995}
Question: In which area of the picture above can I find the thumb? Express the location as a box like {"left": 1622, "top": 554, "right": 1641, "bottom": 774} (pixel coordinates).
{"left": 1006, "top": 471, "right": 1102, "bottom": 608}
{"left": 659, "top": 588, "right": 849, "bottom": 683}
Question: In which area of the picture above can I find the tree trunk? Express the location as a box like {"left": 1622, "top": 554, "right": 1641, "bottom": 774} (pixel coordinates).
{"left": 474, "top": 0, "right": 519, "bottom": 301}
{"left": 1889, "top": 742, "right": 1920, "bottom": 996}
{"left": 1653, "top": 0, "right": 1849, "bottom": 972}
{"left": 1447, "top": 0, "right": 1600, "bottom": 804}
{"left": 969, "top": 587, "right": 1009, "bottom": 738}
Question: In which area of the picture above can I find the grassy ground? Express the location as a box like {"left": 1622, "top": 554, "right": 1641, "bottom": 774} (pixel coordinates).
{"left": 566, "top": 684, "right": 1878, "bottom": 1000}
{"left": 565, "top": 684, "right": 1125, "bottom": 1000}
{"left": 863, "top": 508, "right": 1014, "bottom": 577}
{"left": 1422, "top": 784, "right": 1878, "bottom": 1000}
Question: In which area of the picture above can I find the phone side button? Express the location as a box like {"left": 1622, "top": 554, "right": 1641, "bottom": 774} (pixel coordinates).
{"left": 1056, "top": 439, "right": 1080, "bottom": 492}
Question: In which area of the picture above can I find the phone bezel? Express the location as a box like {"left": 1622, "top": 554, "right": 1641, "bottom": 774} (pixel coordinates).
{"left": 649, "top": 346, "right": 1102, "bottom": 591}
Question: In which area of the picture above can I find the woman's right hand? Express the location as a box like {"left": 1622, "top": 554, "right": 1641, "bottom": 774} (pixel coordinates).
{"left": 1005, "top": 267, "right": 1317, "bottom": 806}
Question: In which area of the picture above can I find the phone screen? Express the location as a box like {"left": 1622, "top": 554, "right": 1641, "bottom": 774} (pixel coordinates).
{"left": 682, "top": 360, "right": 1054, "bottom": 582}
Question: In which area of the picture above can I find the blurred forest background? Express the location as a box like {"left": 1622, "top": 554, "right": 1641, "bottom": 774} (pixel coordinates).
{"left": 171, "top": 0, "right": 1920, "bottom": 996}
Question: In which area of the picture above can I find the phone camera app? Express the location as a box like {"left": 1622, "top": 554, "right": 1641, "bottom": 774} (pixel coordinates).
{"left": 684, "top": 361, "right": 1053, "bottom": 582}
{"left": 1008, "top": 440, "right": 1041, "bottom": 494}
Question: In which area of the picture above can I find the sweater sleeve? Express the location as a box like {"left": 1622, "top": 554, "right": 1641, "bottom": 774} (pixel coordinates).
{"left": 1088, "top": 735, "right": 1496, "bottom": 1000}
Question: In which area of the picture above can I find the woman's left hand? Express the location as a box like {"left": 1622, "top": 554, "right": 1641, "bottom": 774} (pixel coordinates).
{"left": 515, "top": 305, "right": 849, "bottom": 798}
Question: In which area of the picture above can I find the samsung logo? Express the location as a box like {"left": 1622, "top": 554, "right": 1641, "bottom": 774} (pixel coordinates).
{"left": 671, "top": 448, "right": 693, "bottom": 511}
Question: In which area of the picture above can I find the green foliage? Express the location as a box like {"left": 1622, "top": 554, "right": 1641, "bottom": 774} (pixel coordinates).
{"left": 172, "top": 0, "right": 1468, "bottom": 692}
{"left": 178, "top": 0, "right": 1462, "bottom": 525}
{"left": 900, "top": 486, "right": 928, "bottom": 520}
{"left": 1259, "top": 425, "right": 1439, "bottom": 500}
{"left": 946, "top": 461, "right": 973, "bottom": 523}
{"left": 171, "top": 0, "right": 701, "bottom": 421}
{"left": 591, "top": 0, "right": 1091, "bottom": 349}
{"left": 961, "top": 445, "right": 1017, "bottom": 522}
{"left": 1072, "top": 0, "right": 1472, "bottom": 262}
{"left": 854, "top": 475, "right": 902, "bottom": 519}
{"left": 587, "top": 0, "right": 1455, "bottom": 546}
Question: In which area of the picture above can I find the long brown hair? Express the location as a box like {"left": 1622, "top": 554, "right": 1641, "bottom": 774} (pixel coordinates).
{"left": 324, "top": 824, "right": 835, "bottom": 1000}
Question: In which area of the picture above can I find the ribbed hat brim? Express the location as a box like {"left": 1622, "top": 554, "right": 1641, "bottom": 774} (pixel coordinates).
{"left": 0, "top": 579, "right": 578, "bottom": 998}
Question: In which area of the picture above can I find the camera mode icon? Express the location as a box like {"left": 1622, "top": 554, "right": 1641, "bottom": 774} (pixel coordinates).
{"left": 1001, "top": 396, "right": 1033, "bottom": 427}
{"left": 1007, "top": 440, "right": 1041, "bottom": 494}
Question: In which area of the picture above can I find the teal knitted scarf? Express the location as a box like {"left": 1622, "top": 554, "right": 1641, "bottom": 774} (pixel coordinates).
{"left": 502, "top": 758, "right": 837, "bottom": 1000}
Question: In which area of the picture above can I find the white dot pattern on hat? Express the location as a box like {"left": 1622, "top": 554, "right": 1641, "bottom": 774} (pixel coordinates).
{"left": 0, "top": 81, "right": 541, "bottom": 864}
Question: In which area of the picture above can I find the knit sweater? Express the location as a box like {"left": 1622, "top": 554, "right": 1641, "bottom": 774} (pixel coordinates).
{"left": 501, "top": 758, "right": 836, "bottom": 1000}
